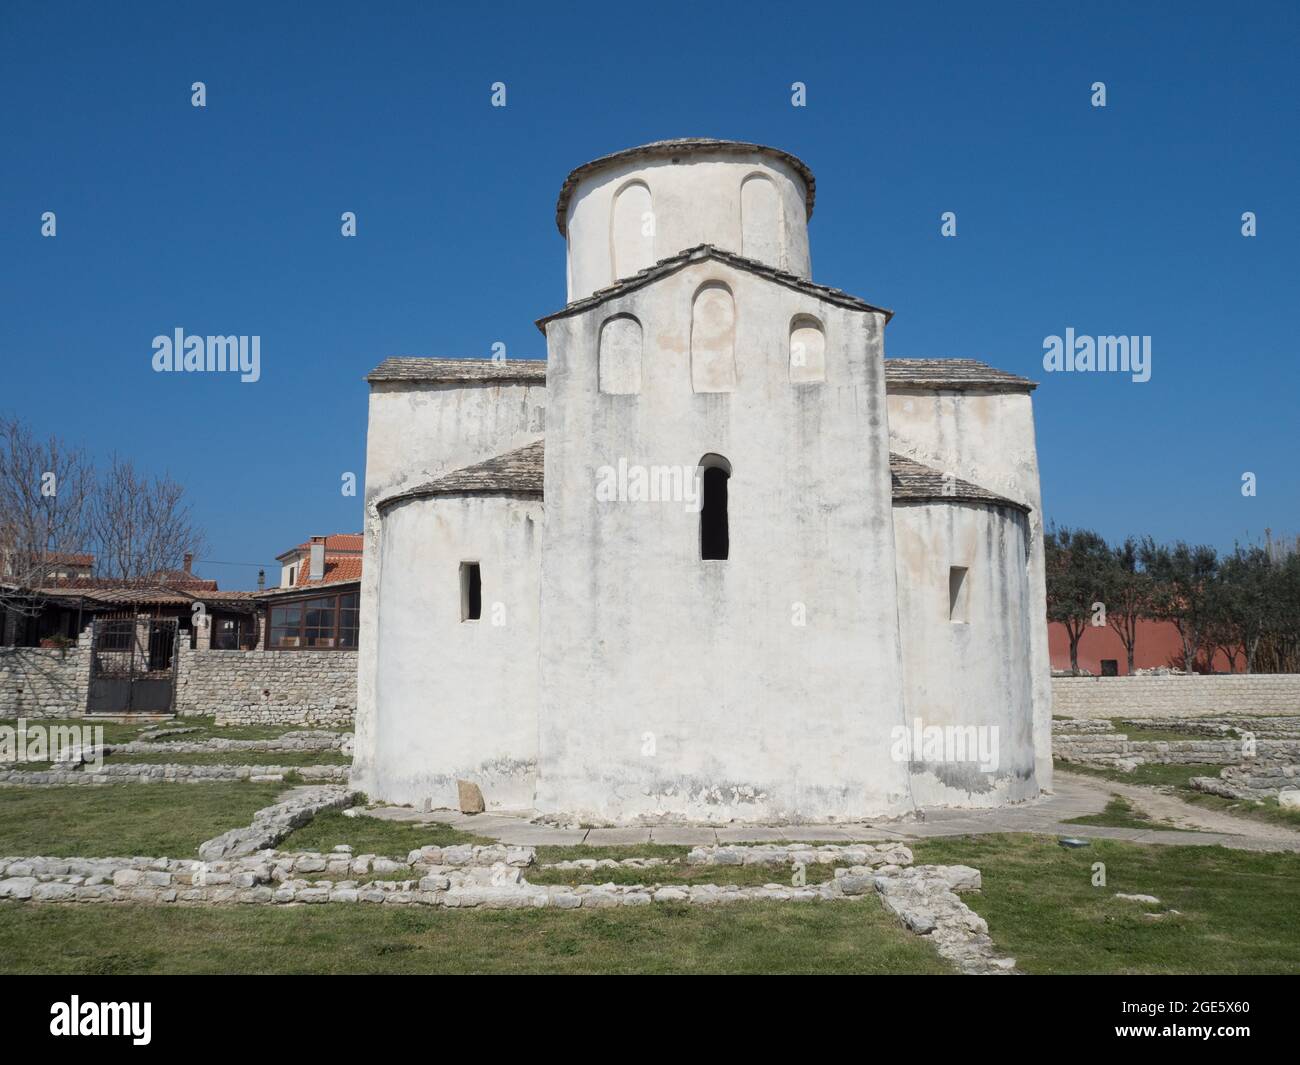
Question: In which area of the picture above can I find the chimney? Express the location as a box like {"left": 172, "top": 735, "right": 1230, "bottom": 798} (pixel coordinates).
{"left": 308, "top": 536, "right": 326, "bottom": 582}
{"left": 183, "top": 553, "right": 193, "bottom": 575}
{"left": 257, "top": 568, "right": 266, "bottom": 591}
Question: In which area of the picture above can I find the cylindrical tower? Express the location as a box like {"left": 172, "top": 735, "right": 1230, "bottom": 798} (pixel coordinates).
{"left": 556, "top": 138, "right": 815, "bottom": 301}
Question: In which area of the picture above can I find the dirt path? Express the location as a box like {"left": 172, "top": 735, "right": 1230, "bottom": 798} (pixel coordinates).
{"left": 1057, "top": 770, "right": 1300, "bottom": 847}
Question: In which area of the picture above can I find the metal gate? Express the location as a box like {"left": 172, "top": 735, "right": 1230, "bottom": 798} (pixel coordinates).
{"left": 87, "top": 616, "right": 179, "bottom": 715}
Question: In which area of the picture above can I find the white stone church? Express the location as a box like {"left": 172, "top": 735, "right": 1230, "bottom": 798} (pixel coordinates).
{"left": 351, "top": 139, "right": 1051, "bottom": 824}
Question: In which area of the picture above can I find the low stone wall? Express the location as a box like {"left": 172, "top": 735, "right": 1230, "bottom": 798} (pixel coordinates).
{"left": 1051, "top": 675, "right": 1300, "bottom": 718}
{"left": 0, "top": 852, "right": 1012, "bottom": 972}
{"left": 1190, "top": 764, "right": 1300, "bottom": 801}
{"left": 1054, "top": 735, "right": 1251, "bottom": 768}
{"left": 104, "top": 731, "right": 349, "bottom": 755}
{"left": 0, "top": 764, "right": 349, "bottom": 786}
{"left": 0, "top": 646, "right": 91, "bottom": 718}
{"left": 2, "top": 643, "right": 356, "bottom": 724}
{"left": 685, "top": 843, "right": 912, "bottom": 867}
{"left": 176, "top": 649, "right": 356, "bottom": 724}
{"left": 212, "top": 703, "right": 354, "bottom": 728}
{"left": 197, "top": 785, "right": 356, "bottom": 859}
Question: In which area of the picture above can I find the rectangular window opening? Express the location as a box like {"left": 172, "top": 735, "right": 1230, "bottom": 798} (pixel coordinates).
{"left": 948, "top": 566, "right": 969, "bottom": 624}
{"left": 460, "top": 562, "right": 482, "bottom": 621}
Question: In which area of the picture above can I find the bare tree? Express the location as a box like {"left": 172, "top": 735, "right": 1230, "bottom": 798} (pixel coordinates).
{"left": 0, "top": 414, "right": 94, "bottom": 622}
{"left": 87, "top": 455, "right": 207, "bottom": 583}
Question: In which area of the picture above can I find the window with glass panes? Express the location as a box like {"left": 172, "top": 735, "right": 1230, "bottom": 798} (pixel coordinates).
{"left": 267, "top": 589, "right": 360, "bottom": 649}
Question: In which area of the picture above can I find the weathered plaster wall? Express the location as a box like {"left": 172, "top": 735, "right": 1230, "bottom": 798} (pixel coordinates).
{"left": 0, "top": 645, "right": 91, "bottom": 718}
{"left": 892, "top": 501, "right": 1037, "bottom": 807}
{"left": 536, "top": 258, "right": 913, "bottom": 823}
{"left": 886, "top": 387, "right": 1053, "bottom": 790}
{"left": 1052, "top": 675, "right": 1300, "bottom": 718}
{"left": 564, "top": 153, "right": 811, "bottom": 300}
{"left": 366, "top": 494, "right": 543, "bottom": 811}
{"left": 353, "top": 379, "right": 546, "bottom": 795}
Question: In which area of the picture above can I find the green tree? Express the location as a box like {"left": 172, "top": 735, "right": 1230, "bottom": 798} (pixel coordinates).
{"left": 1139, "top": 538, "right": 1219, "bottom": 675}
{"left": 1045, "top": 526, "right": 1111, "bottom": 675}
{"left": 1209, "top": 546, "right": 1273, "bottom": 673}
{"left": 1101, "top": 536, "right": 1152, "bottom": 675}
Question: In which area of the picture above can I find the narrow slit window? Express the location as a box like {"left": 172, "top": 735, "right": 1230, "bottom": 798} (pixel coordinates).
{"left": 699, "top": 456, "right": 731, "bottom": 560}
{"left": 948, "top": 566, "right": 969, "bottom": 623}
{"left": 460, "top": 562, "right": 482, "bottom": 621}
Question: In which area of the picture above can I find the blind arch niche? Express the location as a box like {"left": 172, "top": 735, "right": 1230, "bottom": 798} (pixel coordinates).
{"left": 690, "top": 282, "right": 737, "bottom": 393}
{"left": 610, "top": 181, "right": 655, "bottom": 283}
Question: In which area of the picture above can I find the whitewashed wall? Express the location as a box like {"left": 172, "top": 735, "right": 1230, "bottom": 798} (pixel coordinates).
{"left": 352, "top": 379, "right": 546, "bottom": 796}
{"left": 564, "top": 153, "right": 811, "bottom": 300}
{"left": 367, "top": 493, "right": 542, "bottom": 810}
{"left": 536, "top": 258, "right": 913, "bottom": 822}
{"left": 893, "top": 501, "right": 1037, "bottom": 807}
{"left": 887, "top": 387, "right": 1053, "bottom": 790}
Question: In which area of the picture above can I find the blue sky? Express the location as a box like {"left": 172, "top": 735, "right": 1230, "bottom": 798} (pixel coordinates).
{"left": 2, "top": 1, "right": 1297, "bottom": 588}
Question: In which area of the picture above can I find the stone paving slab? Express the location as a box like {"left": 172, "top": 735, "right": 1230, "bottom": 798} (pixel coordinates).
{"left": 479, "top": 825, "right": 588, "bottom": 845}
{"left": 347, "top": 771, "right": 1300, "bottom": 853}
{"left": 583, "top": 828, "right": 653, "bottom": 845}
{"left": 649, "top": 827, "right": 718, "bottom": 845}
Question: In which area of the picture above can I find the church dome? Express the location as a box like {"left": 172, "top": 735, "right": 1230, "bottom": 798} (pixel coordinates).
{"left": 557, "top": 138, "right": 815, "bottom": 301}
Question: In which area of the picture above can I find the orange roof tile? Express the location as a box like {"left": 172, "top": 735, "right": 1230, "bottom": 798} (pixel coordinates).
{"left": 292, "top": 555, "right": 363, "bottom": 586}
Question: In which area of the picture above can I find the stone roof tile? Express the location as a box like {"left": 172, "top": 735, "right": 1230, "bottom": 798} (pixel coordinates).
{"left": 377, "top": 439, "right": 1026, "bottom": 515}
{"left": 885, "top": 358, "right": 1036, "bottom": 392}
{"left": 377, "top": 440, "right": 544, "bottom": 512}
{"left": 366, "top": 357, "right": 546, "bottom": 384}
{"left": 535, "top": 244, "right": 893, "bottom": 333}
{"left": 363, "top": 354, "right": 1034, "bottom": 393}
{"left": 888, "top": 453, "right": 1028, "bottom": 512}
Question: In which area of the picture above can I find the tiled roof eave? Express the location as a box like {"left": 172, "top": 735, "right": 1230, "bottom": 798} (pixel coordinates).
{"left": 886, "top": 378, "right": 1037, "bottom": 394}
{"left": 535, "top": 244, "right": 893, "bottom": 334}
{"left": 890, "top": 493, "right": 1031, "bottom": 515}
{"left": 555, "top": 139, "right": 816, "bottom": 235}
{"left": 365, "top": 357, "right": 547, "bottom": 385}
{"left": 379, "top": 487, "right": 543, "bottom": 514}
{"left": 376, "top": 440, "right": 545, "bottom": 514}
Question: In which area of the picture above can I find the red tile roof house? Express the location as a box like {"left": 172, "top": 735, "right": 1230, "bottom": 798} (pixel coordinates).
{"left": 260, "top": 534, "right": 363, "bottom": 651}
{"left": 1, "top": 538, "right": 363, "bottom": 722}
{"left": 274, "top": 534, "right": 363, "bottom": 589}
{"left": 0, "top": 552, "right": 258, "bottom": 650}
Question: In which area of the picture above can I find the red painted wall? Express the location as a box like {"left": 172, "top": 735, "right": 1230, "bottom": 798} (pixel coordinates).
{"left": 1047, "top": 618, "right": 1242, "bottom": 675}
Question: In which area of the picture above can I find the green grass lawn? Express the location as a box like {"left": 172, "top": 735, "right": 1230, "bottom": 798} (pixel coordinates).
{"left": 100, "top": 750, "right": 351, "bottom": 767}
{"left": 1, "top": 716, "right": 346, "bottom": 748}
{"left": 156, "top": 717, "right": 345, "bottom": 742}
{"left": 1, "top": 717, "right": 152, "bottom": 745}
{"left": 1108, "top": 719, "right": 1211, "bottom": 742}
{"left": 1059, "top": 759, "right": 1300, "bottom": 830}
{"left": 910, "top": 833, "right": 1300, "bottom": 974}
{"left": 276, "top": 810, "right": 491, "bottom": 857}
{"left": 0, "top": 782, "right": 289, "bottom": 857}
{"left": 0, "top": 899, "right": 950, "bottom": 975}
{"left": 527, "top": 843, "right": 838, "bottom": 887}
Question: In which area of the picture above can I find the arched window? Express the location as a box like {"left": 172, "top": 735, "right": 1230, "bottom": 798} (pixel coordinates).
{"left": 690, "top": 282, "right": 737, "bottom": 393}
{"left": 789, "top": 315, "right": 826, "bottom": 383}
{"left": 610, "top": 181, "right": 655, "bottom": 282}
{"left": 598, "top": 314, "right": 642, "bottom": 394}
{"left": 740, "top": 173, "right": 782, "bottom": 267}
{"left": 699, "top": 454, "right": 731, "bottom": 560}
